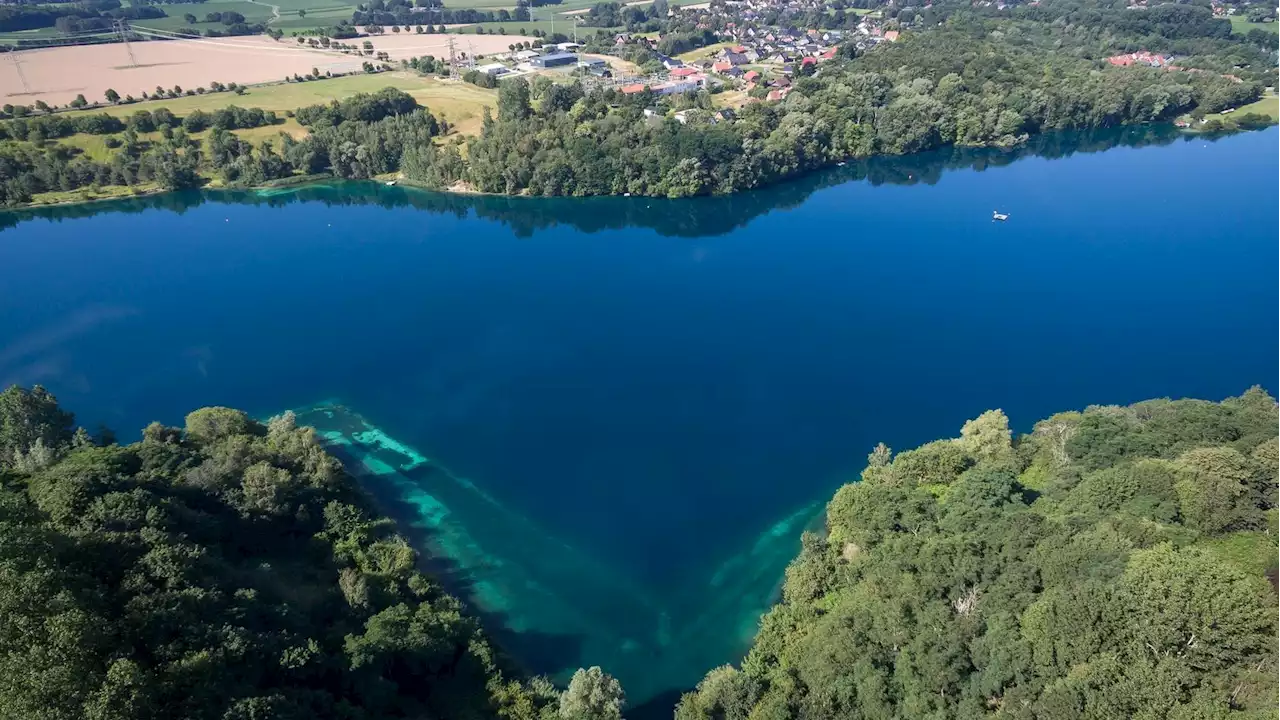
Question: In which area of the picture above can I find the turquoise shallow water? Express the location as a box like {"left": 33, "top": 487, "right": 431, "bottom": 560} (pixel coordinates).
{"left": 1, "top": 126, "right": 1276, "bottom": 706}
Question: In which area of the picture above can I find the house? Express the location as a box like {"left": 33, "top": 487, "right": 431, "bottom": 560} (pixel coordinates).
{"left": 652, "top": 79, "right": 700, "bottom": 94}
{"left": 670, "top": 66, "right": 701, "bottom": 78}
{"left": 743, "top": 49, "right": 761, "bottom": 62}
{"left": 714, "top": 108, "right": 737, "bottom": 122}
{"left": 820, "top": 47, "right": 838, "bottom": 60}
{"left": 743, "top": 70, "right": 760, "bottom": 82}
{"left": 883, "top": 30, "right": 900, "bottom": 41}
{"left": 767, "top": 86, "right": 791, "bottom": 101}
{"left": 723, "top": 50, "right": 749, "bottom": 65}
{"left": 643, "top": 107, "right": 661, "bottom": 118}
{"left": 724, "top": 66, "right": 744, "bottom": 77}
{"left": 530, "top": 51, "right": 578, "bottom": 68}
{"left": 475, "top": 62, "right": 509, "bottom": 76}
{"left": 514, "top": 49, "right": 540, "bottom": 61}
{"left": 712, "top": 60, "right": 733, "bottom": 73}
{"left": 1106, "top": 51, "right": 1171, "bottom": 67}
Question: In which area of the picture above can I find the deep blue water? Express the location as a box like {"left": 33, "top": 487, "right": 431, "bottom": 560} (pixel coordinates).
{"left": 2, "top": 126, "right": 1277, "bottom": 702}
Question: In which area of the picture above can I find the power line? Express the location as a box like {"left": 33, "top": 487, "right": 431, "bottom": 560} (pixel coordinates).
{"left": 9, "top": 52, "right": 30, "bottom": 95}
{"left": 114, "top": 19, "right": 137, "bottom": 68}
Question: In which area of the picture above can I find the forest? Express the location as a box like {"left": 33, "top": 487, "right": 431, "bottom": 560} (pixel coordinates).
{"left": 676, "top": 389, "right": 1279, "bottom": 719}
{"left": 0, "top": 385, "right": 624, "bottom": 720}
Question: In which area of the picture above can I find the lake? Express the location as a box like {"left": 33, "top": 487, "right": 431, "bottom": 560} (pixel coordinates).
{"left": 2, "top": 125, "right": 1277, "bottom": 709}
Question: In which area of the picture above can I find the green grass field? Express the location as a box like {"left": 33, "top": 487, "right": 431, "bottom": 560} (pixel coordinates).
{"left": 60, "top": 72, "right": 497, "bottom": 135}
{"left": 0, "top": 27, "right": 66, "bottom": 42}
{"left": 1228, "top": 15, "right": 1278, "bottom": 34}
{"left": 1232, "top": 92, "right": 1279, "bottom": 120}
{"left": 676, "top": 41, "right": 733, "bottom": 63}
{"left": 133, "top": 1, "right": 276, "bottom": 31}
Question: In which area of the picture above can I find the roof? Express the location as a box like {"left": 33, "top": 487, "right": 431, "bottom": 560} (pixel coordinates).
{"left": 712, "top": 61, "right": 732, "bottom": 72}
{"left": 883, "top": 30, "right": 900, "bottom": 41}
{"left": 537, "top": 51, "right": 578, "bottom": 61}
{"left": 621, "top": 83, "right": 647, "bottom": 94}
{"left": 670, "top": 66, "right": 700, "bottom": 77}
{"left": 743, "top": 70, "right": 760, "bottom": 80}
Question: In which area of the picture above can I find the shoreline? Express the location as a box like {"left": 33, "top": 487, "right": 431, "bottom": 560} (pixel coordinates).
{"left": 5, "top": 122, "right": 1187, "bottom": 211}
{"left": 5, "top": 122, "right": 1273, "bottom": 216}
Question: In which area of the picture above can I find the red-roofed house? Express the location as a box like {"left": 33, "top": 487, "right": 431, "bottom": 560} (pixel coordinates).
{"left": 883, "top": 30, "right": 900, "bottom": 42}
{"left": 732, "top": 45, "right": 748, "bottom": 53}
{"left": 766, "top": 87, "right": 791, "bottom": 102}
{"left": 801, "top": 57, "right": 817, "bottom": 67}
{"left": 712, "top": 60, "right": 732, "bottom": 73}
{"left": 670, "top": 66, "right": 700, "bottom": 78}
{"left": 743, "top": 70, "right": 760, "bottom": 82}
{"left": 821, "top": 47, "right": 838, "bottom": 60}
{"left": 621, "top": 83, "right": 647, "bottom": 94}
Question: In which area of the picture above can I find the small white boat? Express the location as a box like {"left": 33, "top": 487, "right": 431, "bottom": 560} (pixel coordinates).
{"left": 992, "top": 210, "right": 1009, "bottom": 221}
{"left": 385, "top": 180, "right": 397, "bottom": 186}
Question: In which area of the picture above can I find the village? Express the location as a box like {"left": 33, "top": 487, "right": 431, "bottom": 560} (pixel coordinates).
{"left": 456, "top": 0, "right": 904, "bottom": 114}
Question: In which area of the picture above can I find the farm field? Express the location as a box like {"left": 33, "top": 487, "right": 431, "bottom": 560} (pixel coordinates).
{"left": 1, "top": 32, "right": 526, "bottom": 107}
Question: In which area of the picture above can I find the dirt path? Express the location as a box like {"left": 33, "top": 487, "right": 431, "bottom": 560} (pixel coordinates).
{"left": 247, "top": 0, "right": 282, "bottom": 25}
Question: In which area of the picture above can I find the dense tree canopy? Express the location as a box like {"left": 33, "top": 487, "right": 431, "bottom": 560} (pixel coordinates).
{"left": 676, "top": 389, "right": 1279, "bottom": 720}
{"left": 0, "top": 384, "right": 635, "bottom": 720}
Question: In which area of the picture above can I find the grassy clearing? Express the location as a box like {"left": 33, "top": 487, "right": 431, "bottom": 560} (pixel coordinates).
{"left": 1237, "top": 95, "right": 1280, "bottom": 119}
{"left": 676, "top": 41, "right": 733, "bottom": 63}
{"left": 62, "top": 73, "right": 489, "bottom": 119}
{"left": 1233, "top": 92, "right": 1279, "bottom": 120}
{"left": 1229, "top": 15, "right": 1278, "bottom": 35}
{"left": 58, "top": 72, "right": 496, "bottom": 137}
{"left": 712, "top": 89, "right": 749, "bottom": 109}
{"left": 27, "top": 182, "right": 164, "bottom": 207}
